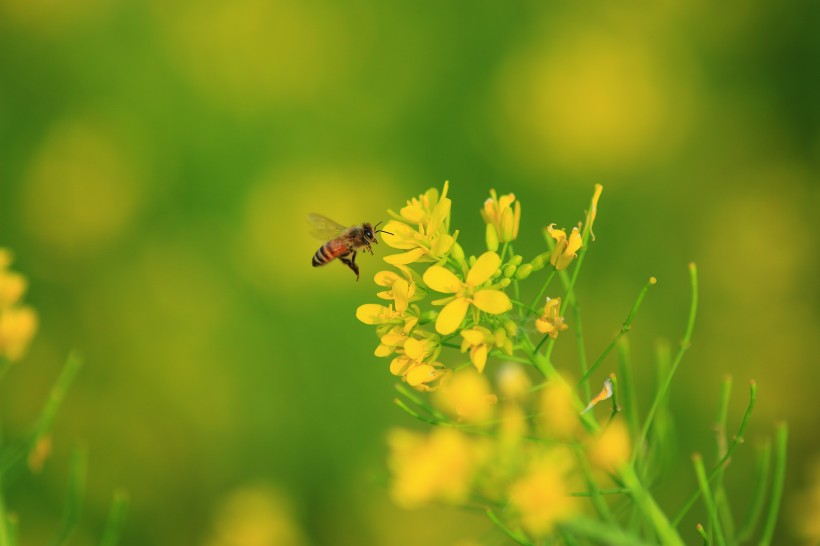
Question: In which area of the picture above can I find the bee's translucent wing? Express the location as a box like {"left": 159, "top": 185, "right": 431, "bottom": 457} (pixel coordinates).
{"left": 307, "top": 213, "right": 348, "bottom": 240}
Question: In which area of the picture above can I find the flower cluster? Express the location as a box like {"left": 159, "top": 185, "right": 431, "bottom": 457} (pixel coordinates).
{"left": 0, "top": 249, "right": 38, "bottom": 362}
{"left": 354, "top": 184, "right": 618, "bottom": 536}
{"left": 355, "top": 183, "right": 779, "bottom": 546}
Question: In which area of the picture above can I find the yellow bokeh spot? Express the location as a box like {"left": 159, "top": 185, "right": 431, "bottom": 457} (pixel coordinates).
{"left": 496, "top": 26, "right": 693, "bottom": 173}
{"left": 387, "top": 428, "right": 477, "bottom": 508}
{"left": 509, "top": 453, "right": 578, "bottom": 536}
{"left": 153, "top": 0, "right": 352, "bottom": 114}
{"left": 538, "top": 381, "right": 578, "bottom": 439}
{"left": 588, "top": 420, "right": 632, "bottom": 472}
{"left": 22, "top": 120, "right": 141, "bottom": 255}
{"left": 206, "top": 485, "right": 307, "bottom": 546}
{"left": 434, "top": 368, "right": 497, "bottom": 424}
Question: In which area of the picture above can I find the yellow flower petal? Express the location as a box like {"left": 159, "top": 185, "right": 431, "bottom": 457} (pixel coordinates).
{"left": 435, "top": 298, "right": 470, "bottom": 335}
{"left": 356, "top": 304, "right": 392, "bottom": 324}
{"left": 390, "top": 356, "right": 412, "bottom": 376}
{"left": 430, "top": 233, "right": 454, "bottom": 258}
{"left": 374, "top": 270, "right": 401, "bottom": 286}
{"left": 460, "top": 328, "right": 485, "bottom": 346}
{"left": 375, "top": 344, "right": 394, "bottom": 357}
{"left": 406, "top": 364, "right": 440, "bottom": 387}
{"left": 566, "top": 227, "right": 583, "bottom": 255}
{"left": 381, "top": 221, "right": 418, "bottom": 250}
{"left": 472, "top": 290, "right": 512, "bottom": 314}
{"left": 466, "top": 252, "right": 501, "bottom": 286}
{"left": 427, "top": 197, "right": 451, "bottom": 236}
{"left": 384, "top": 247, "right": 427, "bottom": 265}
{"left": 471, "top": 344, "right": 488, "bottom": 373}
{"left": 393, "top": 278, "right": 410, "bottom": 314}
{"left": 404, "top": 337, "right": 429, "bottom": 361}
{"left": 423, "top": 266, "right": 462, "bottom": 294}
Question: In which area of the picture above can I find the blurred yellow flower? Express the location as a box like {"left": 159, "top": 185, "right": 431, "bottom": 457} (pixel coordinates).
{"left": 481, "top": 189, "right": 521, "bottom": 243}
{"left": 535, "top": 297, "right": 568, "bottom": 339}
{"left": 546, "top": 224, "right": 583, "bottom": 271}
{"left": 497, "top": 363, "right": 532, "bottom": 401}
{"left": 382, "top": 182, "right": 456, "bottom": 265}
{"left": 434, "top": 368, "right": 498, "bottom": 424}
{"left": 587, "top": 420, "right": 632, "bottom": 472}
{"left": 538, "top": 381, "right": 578, "bottom": 439}
{"left": 0, "top": 250, "right": 38, "bottom": 362}
{"left": 423, "top": 252, "right": 512, "bottom": 335}
{"left": 509, "top": 453, "right": 578, "bottom": 536}
{"left": 387, "top": 428, "right": 477, "bottom": 508}
{"left": 206, "top": 485, "right": 307, "bottom": 546}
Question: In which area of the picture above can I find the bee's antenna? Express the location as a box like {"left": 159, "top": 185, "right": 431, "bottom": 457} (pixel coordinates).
{"left": 373, "top": 221, "right": 393, "bottom": 236}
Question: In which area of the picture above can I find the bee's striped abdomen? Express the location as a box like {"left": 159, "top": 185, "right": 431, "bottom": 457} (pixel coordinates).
{"left": 312, "top": 239, "right": 348, "bottom": 267}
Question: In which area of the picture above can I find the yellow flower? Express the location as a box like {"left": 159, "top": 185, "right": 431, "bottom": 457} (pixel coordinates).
{"left": 497, "top": 363, "right": 532, "bottom": 401}
{"left": 0, "top": 307, "right": 38, "bottom": 362}
{"left": 0, "top": 250, "right": 38, "bottom": 362}
{"left": 389, "top": 333, "right": 446, "bottom": 390}
{"left": 534, "top": 297, "right": 568, "bottom": 339}
{"left": 374, "top": 266, "right": 421, "bottom": 315}
{"left": 434, "top": 368, "right": 497, "bottom": 424}
{"left": 546, "top": 223, "right": 583, "bottom": 271}
{"left": 538, "top": 381, "right": 578, "bottom": 439}
{"left": 509, "top": 453, "right": 578, "bottom": 536}
{"left": 587, "top": 420, "right": 631, "bottom": 472}
{"left": 423, "top": 252, "right": 512, "bottom": 335}
{"left": 459, "top": 326, "right": 494, "bottom": 373}
{"left": 387, "top": 427, "right": 477, "bottom": 508}
{"left": 382, "top": 182, "right": 456, "bottom": 265}
{"left": 481, "top": 189, "right": 521, "bottom": 243}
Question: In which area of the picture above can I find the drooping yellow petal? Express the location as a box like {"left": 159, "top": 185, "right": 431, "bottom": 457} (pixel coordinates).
{"left": 392, "top": 278, "right": 410, "bottom": 314}
{"left": 466, "top": 251, "right": 501, "bottom": 286}
{"left": 587, "top": 184, "right": 603, "bottom": 241}
{"left": 565, "top": 226, "right": 583, "bottom": 256}
{"left": 435, "top": 297, "right": 470, "bottom": 335}
{"left": 384, "top": 247, "right": 427, "bottom": 265}
{"left": 471, "top": 344, "right": 488, "bottom": 373}
{"left": 472, "top": 289, "right": 512, "bottom": 314}
{"left": 423, "top": 266, "right": 462, "bottom": 294}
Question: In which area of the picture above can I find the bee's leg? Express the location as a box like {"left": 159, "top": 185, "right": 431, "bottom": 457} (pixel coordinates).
{"left": 339, "top": 252, "right": 360, "bottom": 281}
{"left": 367, "top": 243, "right": 374, "bottom": 256}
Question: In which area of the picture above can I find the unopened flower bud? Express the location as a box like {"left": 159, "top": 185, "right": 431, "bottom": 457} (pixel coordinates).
{"left": 485, "top": 223, "right": 499, "bottom": 252}
{"left": 515, "top": 264, "right": 533, "bottom": 280}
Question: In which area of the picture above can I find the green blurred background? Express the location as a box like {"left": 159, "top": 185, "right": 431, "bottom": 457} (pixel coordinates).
{"left": 1, "top": 0, "right": 819, "bottom": 544}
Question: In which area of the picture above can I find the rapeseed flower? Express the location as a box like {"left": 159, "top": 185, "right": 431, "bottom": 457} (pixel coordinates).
{"left": 0, "top": 249, "right": 38, "bottom": 362}
{"left": 387, "top": 428, "right": 477, "bottom": 508}
{"left": 381, "top": 182, "right": 456, "bottom": 264}
{"left": 546, "top": 224, "right": 583, "bottom": 271}
{"left": 423, "top": 251, "right": 511, "bottom": 335}
{"left": 481, "top": 189, "right": 521, "bottom": 243}
{"left": 588, "top": 420, "right": 631, "bottom": 472}
{"left": 434, "top": 368, "right": 497, "bottom": 424}
{"left": 509, "top": 453, "right": 578, "bottom": 536}
{"left": 535, "top": 297, "right": 568, "bottom": 339}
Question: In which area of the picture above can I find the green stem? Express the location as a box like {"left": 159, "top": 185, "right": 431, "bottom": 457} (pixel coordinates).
{"left": 737, "top": 440, "right": 772, "bottom": 541}
{"left": 51, "top": 445, "right": 88, "bottom": 546}
{"left": 672, "top": 381, "right": 757, "bottom": 526}
{"left": 560, "top": 517, "right": 657, "bottom": 546}
{"left": 99, "top": 491, "right": 129, "bottom": 546}
{"left": 758, "top": 423, "right": 787, "bottom": 546}
{"left": 578, "top": 277, "right": 656, "bottom": 388}
{"left": 572, "top": 443, "right": 615, "bottom": 523}
{"left": 693, "top": 453, "right": 726, "bottom": 546}
{"left": 573, "top": 305, "right": 590, "bottom": 401}
{"left": 634, "top": 263, "right": 698, "bottom": 465}
{"left": 616, "top": 338, "right": 640, "bottom": 442}
{"left": 528, "top": 270, "right": 557, "bottom": 317}
{"left": 486, "top": 508, "right": 533, "bottom": 546}
{"left": 620, "top": 466, "right": 685, "bottom": 546}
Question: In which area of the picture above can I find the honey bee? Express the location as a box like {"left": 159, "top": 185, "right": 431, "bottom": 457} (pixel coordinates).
{"left": 308, "top": 213, "right": 393, "bottom": 281}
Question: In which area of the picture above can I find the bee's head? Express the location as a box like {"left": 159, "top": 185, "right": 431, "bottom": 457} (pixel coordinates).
{"left": 367, "top": 221, "right": 393, "bottom": 243}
